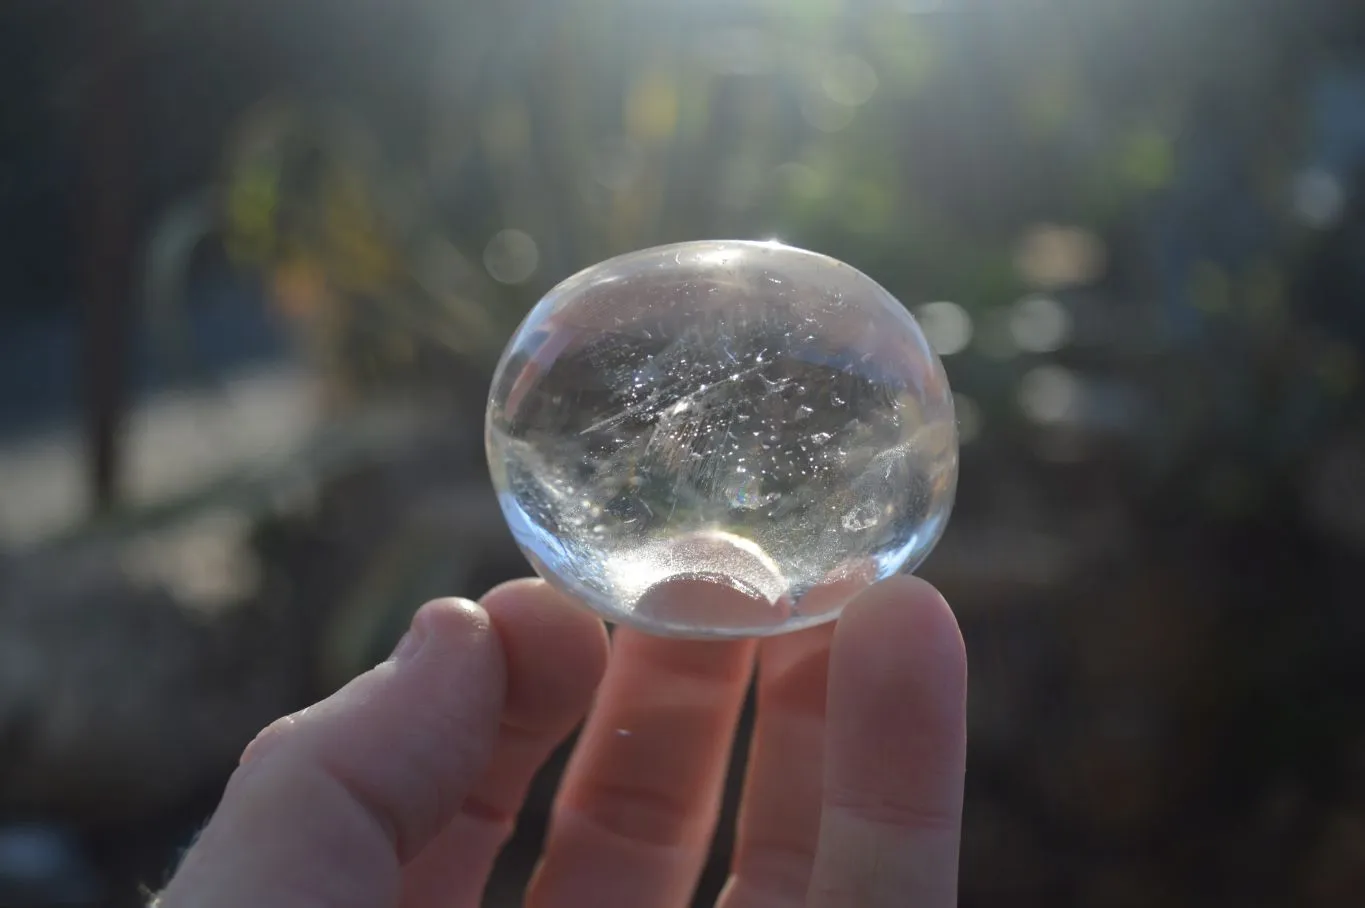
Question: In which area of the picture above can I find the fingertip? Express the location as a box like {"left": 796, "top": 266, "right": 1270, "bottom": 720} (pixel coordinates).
{"left": 828, "top": 574, "right": 967, "bottom": 797}
{"left": 841, "top": 573, "right": 953, "bottom": 629}
{"left": 407, "top": 596, "right": 495, "bottom": 657}
{"left": 479, "top": 577, "right": 591, "bottom": 632}
{"left": 835, "top": 574, "right": 967, "bottom": 707}
{"left": 239, "top": 597, "right": 498, "bottom": 768}
{"left": 480, "top": 576, "right": 551, "bottom": 608}
{"left": 481, "top": 578, "right": 610, "bottom": 730}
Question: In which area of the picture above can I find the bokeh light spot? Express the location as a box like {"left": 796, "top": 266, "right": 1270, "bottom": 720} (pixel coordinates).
{"left": 1019, "top": 365, "right": 1083, "bottom": 424}
{"left": 1292, "top": 168, "right": 1345, "bottom": 229}
{"left": 1014, "top": 224, "right": 1107, "bottom": 289}
{"left": 821, "top": 54, "right": 879, "bottom": 107}
{"left": 1009, "top": 295, "right": 1072, "bottom": 353}
{"left": 917, "top": 301, "right": 974, "bottom": 356}
{"left": 484, "top": 229, "right": 540, "bottom": 285}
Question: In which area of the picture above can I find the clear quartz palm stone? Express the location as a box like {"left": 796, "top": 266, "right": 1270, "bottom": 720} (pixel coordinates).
{"left": 485, "top": 240, "right": 957, "bottom": 638}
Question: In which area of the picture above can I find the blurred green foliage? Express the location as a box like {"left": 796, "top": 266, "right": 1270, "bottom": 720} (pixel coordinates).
{"left": 141, "top": 0, "right": 1360, "bottom": 535}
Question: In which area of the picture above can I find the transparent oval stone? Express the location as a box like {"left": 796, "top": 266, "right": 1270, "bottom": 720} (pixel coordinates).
{"left": 485, "top": 240, "right": 957, "bottom": 638}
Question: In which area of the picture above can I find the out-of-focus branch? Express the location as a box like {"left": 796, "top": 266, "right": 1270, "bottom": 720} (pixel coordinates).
{"left": 81, "top": 0, "right": 138, "bottom": 512}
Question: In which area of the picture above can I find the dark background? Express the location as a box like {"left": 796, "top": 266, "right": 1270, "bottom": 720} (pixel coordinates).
{"left": 3, "top": 0, "right": 1365, "bottom": 905}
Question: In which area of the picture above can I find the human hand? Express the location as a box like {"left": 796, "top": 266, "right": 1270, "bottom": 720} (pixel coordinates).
{"left": 154, "top": 574, "right": 967, "bottom": 908}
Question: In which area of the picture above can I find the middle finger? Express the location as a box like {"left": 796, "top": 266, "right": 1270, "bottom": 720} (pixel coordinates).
{"left": 527, "top": 583, "right": 758, "bottom": 908}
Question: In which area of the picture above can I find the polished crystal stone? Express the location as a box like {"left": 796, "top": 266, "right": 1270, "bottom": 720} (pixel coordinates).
{"left": 485, "top": 240, "right": 957, "bottom": 638}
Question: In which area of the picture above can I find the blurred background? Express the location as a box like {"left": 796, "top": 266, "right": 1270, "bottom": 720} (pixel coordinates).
{"left": 2, "top": 0, "right": 1365, "bottom": 905}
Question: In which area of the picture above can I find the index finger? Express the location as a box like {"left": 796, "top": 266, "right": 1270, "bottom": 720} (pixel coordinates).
{"left": 807, "top": 575, "right": 968, "bottom": 908}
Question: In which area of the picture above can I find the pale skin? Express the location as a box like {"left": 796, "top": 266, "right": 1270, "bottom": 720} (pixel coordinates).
{"left": 155, "top": 574, "right": 967, "bottom": 908}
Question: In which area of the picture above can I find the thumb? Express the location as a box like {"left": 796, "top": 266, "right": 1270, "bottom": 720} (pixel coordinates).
{"left": 156, "top": 598, "right": 506, "bottom": 908}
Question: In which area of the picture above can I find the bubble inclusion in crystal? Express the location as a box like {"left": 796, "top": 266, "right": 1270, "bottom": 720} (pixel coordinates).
{"left": 485, "top": 240, "right": 957, "bottom": 639}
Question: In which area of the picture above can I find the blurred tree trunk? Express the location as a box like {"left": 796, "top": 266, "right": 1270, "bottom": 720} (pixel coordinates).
{"left": 82, "top": 0, "right": 138, "bottom": 512}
